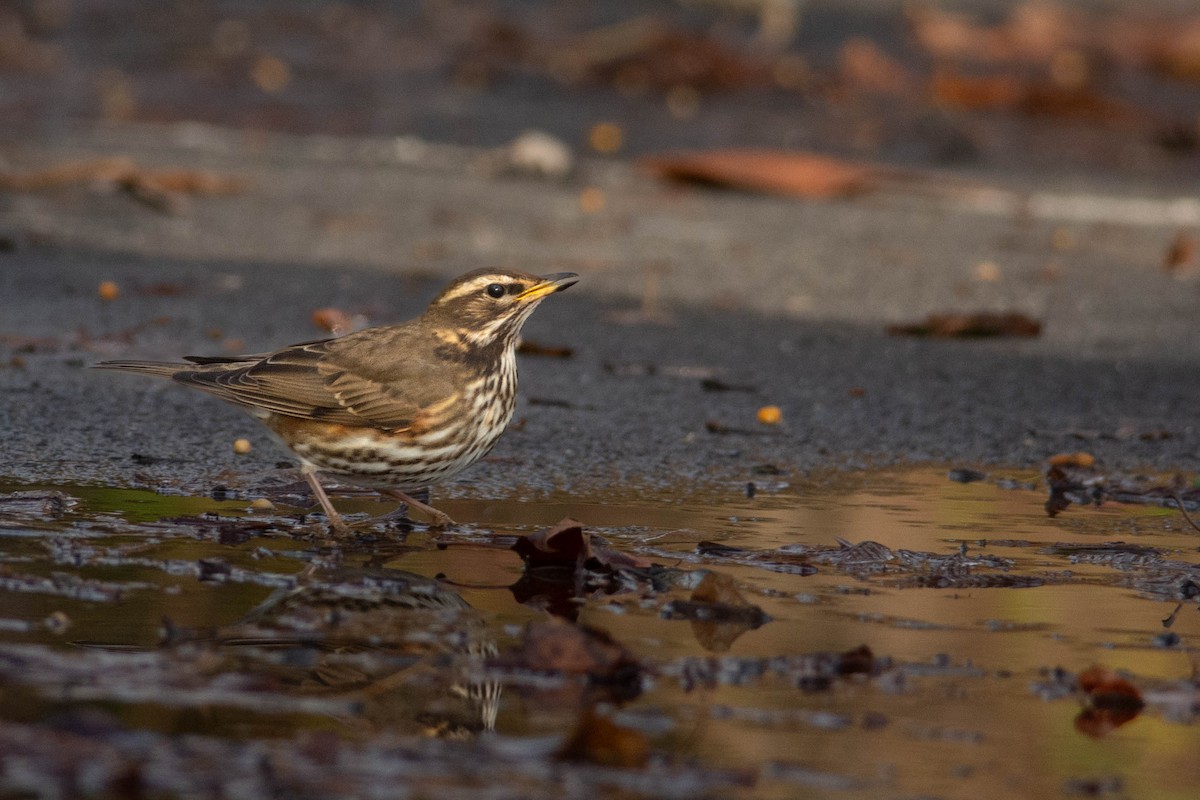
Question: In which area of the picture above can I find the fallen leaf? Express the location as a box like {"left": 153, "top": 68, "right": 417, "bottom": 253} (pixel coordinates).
{"left": 663, "top": 572, "right": 771, "bottom": 652}
{"left": 1075, "top": 666, "right": 1144, "bottom": 737}
{"left": 1147, "top": 19, "right": 1200, "bottom": 84}
{"left": 0, "top": 157, "right": 136, "bottom": 190}
{"left": 907, "top": 3, "right": 1079, "bottom": 64}
{"left": 640, "top": 150, "right": 876, "bottom": 199}
{"left": 517, "top": 339, "right": 575, "bottom": 358}
{"left": 557, "top": 708, "right": 650, "bottom": 768}
{"left": 503, "top": 617, "right": 643, "bottom": 702}
{"left": 311, "top": 307, "right": 354, "bottom": 335}
{"left": 131, "top": 169, "right": 247, "bottom": 195}
{"left": 839, "top": 37, "right": 914, "bottom": 94}
{"left": 0, "top": 158, "right": 245, "bottom": 194}
{"left": 933, "top": 69, "right": 1136, "bottom": 122}
{"left": 930, "top": 71, "right": 1024, "bottom": 111}
{"left": 511, "top": 518, "right": 651, "bottom": 572}
{"left": 1165, "top": 231, "right": 1196, "bottom": 274}
{"left": 1018, "top": 83, "right": 1135, "bottom": 123}
{"left": 0, "top": 158, "right": 247, "bottom": 215}
{"left": 1048, "top": 452, "right": 1095, "bottom": 469}
{"left": 887, "top": 312, "right": 1042, "bottom": 338}
{"left": 509, "top": 519, "right": 659, "bottom": 619}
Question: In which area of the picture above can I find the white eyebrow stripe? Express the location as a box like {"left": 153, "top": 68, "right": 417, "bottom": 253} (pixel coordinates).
{"left": 438, "top": 275, "right": 523, "bottom": 302}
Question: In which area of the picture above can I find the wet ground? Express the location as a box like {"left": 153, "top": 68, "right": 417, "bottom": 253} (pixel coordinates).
{"left": 4, "top": 0, "right": 1200, "bottom": 797}
{"left": 1, "top": 467, "right": 1199, "bottom": 799}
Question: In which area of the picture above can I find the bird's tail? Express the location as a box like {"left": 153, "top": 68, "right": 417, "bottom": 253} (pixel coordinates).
{"left": 92, "top": 360, "right": 186, "bottom": 378}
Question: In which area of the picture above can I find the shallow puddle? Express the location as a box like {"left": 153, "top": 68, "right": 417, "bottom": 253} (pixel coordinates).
{"left": 1, "top": 468, "right": 1198, "bottom": 799}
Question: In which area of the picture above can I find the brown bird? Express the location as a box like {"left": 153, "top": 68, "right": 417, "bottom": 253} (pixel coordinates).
{"left": 95, "top": 269, "right": 578, "bottom": 531}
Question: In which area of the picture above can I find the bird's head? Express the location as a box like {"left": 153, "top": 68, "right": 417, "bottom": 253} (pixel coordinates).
{"left": 423, "top": 269, "right": 578, "bottom": 351}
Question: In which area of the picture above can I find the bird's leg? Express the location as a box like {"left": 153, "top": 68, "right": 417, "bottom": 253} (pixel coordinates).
{"left": 301, "top": 469, "right": 350, "bottom": 534}
{"left": 382, "top": 488, "right": 455, "bottom": 528}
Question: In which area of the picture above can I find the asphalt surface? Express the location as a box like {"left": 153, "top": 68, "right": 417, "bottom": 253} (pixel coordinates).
{"left": 2, "top": 0, "right": 1200, "bottom": 502}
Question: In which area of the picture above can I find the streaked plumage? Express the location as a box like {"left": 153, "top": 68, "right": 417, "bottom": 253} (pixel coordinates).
{"left": 96, "top": 269, "right": 578, "bottom": 531}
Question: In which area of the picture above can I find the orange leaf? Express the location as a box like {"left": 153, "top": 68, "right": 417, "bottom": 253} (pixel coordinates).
{"left": 311, "top": 307, "right": 354, "bottom": 335}
{"left": 931, "top": 72, "right": 1024, "bottom": 110}
{"left": 640, "top": 149, "right": 876, "bottom": 198}
{"left": 887, "top": 312, "right": 1042, "bottom": 338}
{"left": 557, "top": 709, "right": 650, "bottom": 768}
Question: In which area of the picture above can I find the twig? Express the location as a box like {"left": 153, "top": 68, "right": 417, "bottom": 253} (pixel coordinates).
{"left": 1171, "top": 492, "right": 1200, "bottom": 535}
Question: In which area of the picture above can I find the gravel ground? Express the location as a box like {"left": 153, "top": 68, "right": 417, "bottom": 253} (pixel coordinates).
{"left": 2, "top": 0, "right": 1199, "bottom": 501}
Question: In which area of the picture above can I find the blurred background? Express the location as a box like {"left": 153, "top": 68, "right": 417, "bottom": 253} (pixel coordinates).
{"left": 4, "top": 0, "right": 1200, "bottom": 179}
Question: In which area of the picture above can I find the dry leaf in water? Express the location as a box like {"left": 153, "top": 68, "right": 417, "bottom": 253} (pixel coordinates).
{"left": 511, "top": 518, "right": 650, "bottom": 571}
{"left": 1075, "top": 666, "right": 1144, "bottom": 738}
{"left": 663, "top": 572, "right": 771, "bottom": 652}
{"left": 507, "top": 617, "right": 644, "bottom": 703}
{"left": 556, "top": 708, "right": 651, "bottom": 768}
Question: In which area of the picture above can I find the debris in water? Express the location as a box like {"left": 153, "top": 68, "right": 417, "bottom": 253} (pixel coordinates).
{"left": 947, "top": 468, "right": 986, "bottom": 483}
{"left": 662, "top": 572, "right": 771, "bottom": 652}
{"left": 556, "top": 708, "right": 650, "bottom": 768}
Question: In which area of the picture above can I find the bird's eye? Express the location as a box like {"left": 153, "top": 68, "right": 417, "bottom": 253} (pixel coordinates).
{"left": 485, "top": 283, "right": 506, "bottom": 299}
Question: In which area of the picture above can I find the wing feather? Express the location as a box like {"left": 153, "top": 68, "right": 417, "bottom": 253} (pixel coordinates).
{"left": 172, "top": 327, "right": 458, "bottom": 430}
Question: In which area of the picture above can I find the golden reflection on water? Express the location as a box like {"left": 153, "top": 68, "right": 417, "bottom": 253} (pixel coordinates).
{"left": 380, "top": 469, "right": 1200, "bottom": 799}
{"left": 2, "top": 468, "right": 1199, "bottom": 798}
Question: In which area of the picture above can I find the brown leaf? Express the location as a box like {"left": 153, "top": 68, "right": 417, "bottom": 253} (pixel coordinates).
{"left": 0, "top": 158, "right": 246, "bottom": 195}
{"left": 311, "top": 307, "right": 354, "bottom": 335}
{"left": 887, "top": 312, "right": 1042, "bottom": 338}
{"left": 1018, "top": 83, "right": 1135, "bottom": 123}
{"left": 691, "top": 571, "right": 749, "bottom": 606}
{"left": 556, "top": 708, "right": 650, "bottom": 768}
{"left": 133, "top": 169, "right": 247, "bottom": 195}
{"left": 1078, "top": 666, "right": 1144, "bottom": 704}
{"left": 510, "top": 617, "right": 643, "bottom": 687}
{"left": 1147, "top": 19, "right": 1200, "bottom": 84}
{"left": 664, "top": 572, "right": 771, "bottom": 652}
{"left": 640, "top": 150, "right": 876, "bottom": 199}
{"left": 839, "top": 38, "right": 914, "bottom": 94}
{"left": 933, "top": 70, "right": 1135, "bottom": 123}
{"left": 517, "top": 339, "right": 575, "bottom": 358}
{"left": 1047, "top": 452, "right": 1096, "bottom": 469}
{"left": 511, "top": 518, "right": 650, "bottom": 571}
{"left": 1165, "top": 231, "right": 1197, "bottom": 273}
{"left": 931, "top": 71, "right": 1025, "bottom": 110}
{"left": 908, "top": 3, "right": 1079, "bottom": 65}
{"left": 1075, "top": 666, "right": 1144, "bottom": 737}
{"left": 0, "top": 157, "right": 136, "bottom": 190}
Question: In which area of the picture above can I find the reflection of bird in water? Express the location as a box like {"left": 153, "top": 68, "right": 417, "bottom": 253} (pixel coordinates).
{"left": 233, "top": 566, "right": 501, "bottom": 737}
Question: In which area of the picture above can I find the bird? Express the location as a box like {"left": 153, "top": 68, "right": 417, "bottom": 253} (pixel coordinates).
{"left": 95, "top": 269, "right": 578, "bottom": 532}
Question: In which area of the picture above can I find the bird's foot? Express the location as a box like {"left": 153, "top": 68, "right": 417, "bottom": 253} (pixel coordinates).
{"left": 382, "top": 489, "right": 456, "bottom": 529}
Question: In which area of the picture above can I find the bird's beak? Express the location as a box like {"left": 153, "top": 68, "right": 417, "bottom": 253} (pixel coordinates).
{"left": 516, "top": 272, "right": 579, "bottom": 302}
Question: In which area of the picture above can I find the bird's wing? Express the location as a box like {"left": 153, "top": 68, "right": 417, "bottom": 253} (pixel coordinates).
{"left": 175, "top": 328, "right": 457, "bottom": 431}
